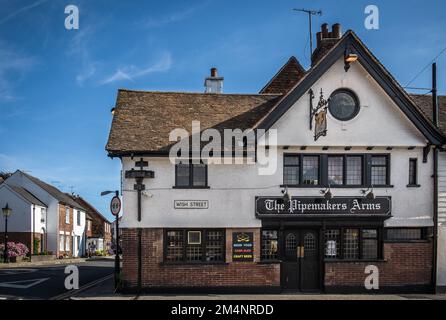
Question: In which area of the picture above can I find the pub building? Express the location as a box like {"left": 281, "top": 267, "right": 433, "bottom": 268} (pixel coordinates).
{"left": 106, "top": 23, "right": 446, "bottom": 293}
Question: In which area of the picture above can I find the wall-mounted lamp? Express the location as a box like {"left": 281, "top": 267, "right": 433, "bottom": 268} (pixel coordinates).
{"left": 320, "top": 186, "right": 333, "bottom": 200}
{"left": 111, "top": 107, "right": 116, "bottom": 115}
{"left": 282, "top": 186, "right": 291, "bottom": 203}
{"left": 360, "top": 185, "right": 375, "bottom": 200}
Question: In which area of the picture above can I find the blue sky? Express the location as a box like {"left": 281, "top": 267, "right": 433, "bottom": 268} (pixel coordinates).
{"left": 0, "top": 0, "right": 445, "bottom": 220}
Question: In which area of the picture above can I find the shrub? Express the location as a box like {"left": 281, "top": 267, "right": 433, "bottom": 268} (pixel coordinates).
{"left": 0, "top": 242, "right": 29, "bottom": 258}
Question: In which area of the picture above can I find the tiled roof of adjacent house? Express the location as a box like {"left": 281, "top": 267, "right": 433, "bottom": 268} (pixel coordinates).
{"left": 259, "top": 56, "right": 306, "bottom": 94}
{"left": 68, "top": 194, "right": 111, "bottom": 224}
{"left": 18, "top": 171, "right": 85, "bottom": 210}
{"left": 8, "top": 185, "right": 47, "bottom": 207}
{"left": 409, "top": 94, "right": 446, "bottom": 135}
{"left": 106, "top": 90, "right": 281, "bottom": 156}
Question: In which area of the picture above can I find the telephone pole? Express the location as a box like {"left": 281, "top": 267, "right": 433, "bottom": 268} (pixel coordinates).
{"left": 293, "top": 8, "right": 322, "bottom": 55}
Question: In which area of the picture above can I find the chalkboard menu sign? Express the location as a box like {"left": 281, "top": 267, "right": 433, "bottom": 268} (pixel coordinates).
{"left": 232, "top": 232, "right": 254, "bottom": 262}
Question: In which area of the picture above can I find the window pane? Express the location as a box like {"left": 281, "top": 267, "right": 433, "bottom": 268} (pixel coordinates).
{"left": 362, "top": 229, "right": 378, "bottom": 259}
{"left": 284, "top": 156, "right": 299, "bottom": 166}
{"left": 284, "top": 166, "right": 299, "bottom": 185}
{"left": 386, "top": 228, "right": 423, "bottom": 241}
{"left": 372, "top": 156, "right": 386, "bottom": 166}
{"left": 186, "top": 245, "right": 202, "bottom": 262}
{"left": 302, "top": 156, "right": 319, "bottom": 185}
{"left": 166, "top": 231, "right": 184, "bottom": 262}
{"left": 325, "top": 229, "right": 340, "bottom": 259}
{"left": 328, "top": 157, "right": 343, "bottom": 185}
{"left": 371, "top": 167, "right": 387, "bottom": 185}
{"left": 261, "top": 230, "right": 279, "bottom": 260}
{"left": 343, "top": 229, "right": 359, "bottom": 259}
{"left": 205, "top": 230, "right": 224, "bottom": 262}
{"left": 409, "top": 159, "right": 417, "bottom": 185}
{"left": 346, "top": 156, "right": 362, "bottom": 185}
{"left": 176, "top": 164, "right": 190, "bottom": 186}
{"left": 192, "top": 164, "right": 207, "bottom": 186}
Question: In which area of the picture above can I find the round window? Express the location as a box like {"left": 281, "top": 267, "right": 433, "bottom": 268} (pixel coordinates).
{"left": 328, "top": 89, "right": 360, "bottom": 121}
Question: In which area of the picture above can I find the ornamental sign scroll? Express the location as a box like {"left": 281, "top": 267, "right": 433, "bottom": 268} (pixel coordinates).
{"left": 309, "top": 89, "right": 330, "bottom": 141}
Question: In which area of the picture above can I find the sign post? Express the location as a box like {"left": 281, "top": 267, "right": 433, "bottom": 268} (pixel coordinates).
{"left": 110, "top": 193, "right": 121, "bottom": 289}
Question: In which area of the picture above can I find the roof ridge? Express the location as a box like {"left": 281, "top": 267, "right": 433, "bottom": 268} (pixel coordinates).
{"left": 117, "top": 89, "right": 281, "bottom": 97}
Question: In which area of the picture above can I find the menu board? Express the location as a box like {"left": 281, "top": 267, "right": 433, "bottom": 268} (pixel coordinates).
{"left": 232, "top": 232, "right": 254, "bottom": 262}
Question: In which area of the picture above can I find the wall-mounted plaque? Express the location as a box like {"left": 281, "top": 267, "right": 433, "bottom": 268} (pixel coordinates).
{"left": 232, "top": 232, "right": 254, "bottom": 262}
{"left": 174, "top": 200, "right": 209, "bottom": 209}
{"left": 255, "top": 196, "right": 391, "bottom": 217}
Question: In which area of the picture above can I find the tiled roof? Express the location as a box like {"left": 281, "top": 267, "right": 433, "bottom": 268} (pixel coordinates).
{"left": 106, "top": 90, "right": 281, "bottom": 155}
{"left": 19, "top": 171, "right": 85, "bottom": 210}
{"left": 68, "top": 195, "right": 111, "bottom": 224}
{"left": 8, "top": 185, "right": 47, "bottom": 207}
{"left": 409, "top": 94, "right": 446, "bottom": 135}
{"left": 259, "top": 56, "right": 306, "bottom": 94}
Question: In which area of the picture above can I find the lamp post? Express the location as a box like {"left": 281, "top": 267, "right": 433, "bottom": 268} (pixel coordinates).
{"left": 101, "top": 190, "right": 120, "bottom": 289}
{"left": 2, "top": 203, "right": 12, "bottom": 263}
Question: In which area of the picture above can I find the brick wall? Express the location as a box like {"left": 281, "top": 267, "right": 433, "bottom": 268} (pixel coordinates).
{"left": 325, "top": 242, "right": 432, "bottom": 289}
{"left": 0, "top": 232, "right": 47, "bottom": 254}
{"left": 121, "top": 228, "right": 280, "bottom": 290}
{"left": 58, "top": 204, "right": 73, "bottom": 255}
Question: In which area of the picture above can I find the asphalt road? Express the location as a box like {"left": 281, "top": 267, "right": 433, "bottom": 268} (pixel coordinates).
{"left": 0, "top": 260, "right": 114, "bottom": 300}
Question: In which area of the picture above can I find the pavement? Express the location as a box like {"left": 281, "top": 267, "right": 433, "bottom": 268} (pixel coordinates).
{"left": 0, "top": 259, "right": 114, "bottom": 300}
{"left": 72, "top": 277, "right": 446, "bottom": 300}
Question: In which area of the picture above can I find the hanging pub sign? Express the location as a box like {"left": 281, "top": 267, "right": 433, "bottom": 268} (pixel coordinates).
{"left": 309, "top": 88, "right": 329, "bottom": 141}
{"left": 232, "top": 232, "right": 254, "bottom": 262}
{"left": 255, "top": 196, "right": 391, "bottom": 217}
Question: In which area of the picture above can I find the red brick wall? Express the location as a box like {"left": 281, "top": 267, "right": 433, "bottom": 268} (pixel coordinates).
{"left": 58, "top": 204, "right": 73, "bottom": 255}
{"left": 325, "top": 242, "right": 432, "bottom": 288}
{"left": 121, "top": 228, "right": 280, "bottom": 289}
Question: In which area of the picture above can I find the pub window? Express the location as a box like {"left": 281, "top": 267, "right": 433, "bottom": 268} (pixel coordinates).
{"left": 261, "top": 230, "right": 279, "bottom": 261}
{"left": 408, "top": 158, "right": 418, "bottom": 186}
{"left": 343, "top": 228, "right": 359, "bottom": 259}
{"left": 386, "top": 228, "right": 427, "bottom": 241}
{"left": 302, "top": 156, "right": 319, "bottom": 185}
{"left": 346, "top": 156, "right": 363, "bottom": 185}
{"left": 362, "top": 229, "right": 378, "bottom": 259}
{"left": 283, "top": 155, "right": 300, "bottom": 185}
{"left": 327, "top": 155, "right": 363, "bottom": 186}
{"left": 175, "top": 161, "right": 208, "bottom": 188}
{"left": 165, "top": 229, "right": 225, "bottom": 263}
{"left": 370, "top": 155, "right": 389, "bottom": 186}
{"left": 324, "top": 229, "right": 340, "bottom": 259}
{"left": 328, "top": 156, "right": 343, "bottom": 185}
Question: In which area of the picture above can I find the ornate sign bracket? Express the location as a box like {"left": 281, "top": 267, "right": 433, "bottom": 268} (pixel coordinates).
{"left": 309, "top": 88, "right": 330, "bottom": 141}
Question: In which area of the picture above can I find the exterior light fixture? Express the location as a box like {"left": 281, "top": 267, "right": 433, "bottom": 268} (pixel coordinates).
{"left": 321, "top": 186, "right": 333, "bottom": 200}
{"left": 2, "top": 203, "right": 12, "bottom": 217}
{"left": 282, "top": 186, "right": 291, "bottom": 203}
{"left": 361, "top": 186, "right": 375, "bottom": 200}
{"left": 344, "top": 47, "right": 358, "bottom": 72}
{"left": 111, "top": 107, "right": 116, "bottom": 115}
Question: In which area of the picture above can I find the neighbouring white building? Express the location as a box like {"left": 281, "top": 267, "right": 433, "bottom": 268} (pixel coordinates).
{"left": 0, "top": 170, "right": 87, "bottom": 257}
{"left": 106, "top": 23, "right": 445, "bottom": 293}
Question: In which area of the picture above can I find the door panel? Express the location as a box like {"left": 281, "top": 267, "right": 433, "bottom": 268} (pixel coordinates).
{"left": 281, "top": 229, "right": 320, "bottom": 292}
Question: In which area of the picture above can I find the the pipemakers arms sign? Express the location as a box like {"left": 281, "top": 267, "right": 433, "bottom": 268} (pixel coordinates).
{"left": 255, "top": 196, "right": 391, "bottom": 217}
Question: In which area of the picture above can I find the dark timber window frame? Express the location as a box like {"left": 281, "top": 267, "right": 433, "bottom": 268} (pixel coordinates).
{"left": 173, "top": 160, "right": 209, "bottom": 189}
{"left": 282, "top": 153, "right": 391, "bottom": 188}
{"left": 163, "top": 229, "right": 226, "bottom": 264}
{"left": 407, "top": 158, "right": 420, "bottom": 187}
{"left": 384, "top": 227, "right": 429, "bottom": 243}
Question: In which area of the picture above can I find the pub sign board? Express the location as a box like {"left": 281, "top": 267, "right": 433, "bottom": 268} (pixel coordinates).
{"left": 232, "top": 232, "right": 254, "bottom": 262}
{"left": 255, "top": 196, "right": 391, "bottom": 217}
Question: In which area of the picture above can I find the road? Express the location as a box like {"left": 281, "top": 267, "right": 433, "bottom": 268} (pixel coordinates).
{"left": 0, "top": 260, "right": 113, "bottom": 300}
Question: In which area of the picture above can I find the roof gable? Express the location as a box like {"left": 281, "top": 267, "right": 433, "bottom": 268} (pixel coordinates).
{"left": 256, "top": 31, "right": 445, "bottom": 145}
{"left": 260, "top": 56, "right": 306, "bottom": 94}
{"left": 0, "top": 184, "right": 47, "bottom": 207}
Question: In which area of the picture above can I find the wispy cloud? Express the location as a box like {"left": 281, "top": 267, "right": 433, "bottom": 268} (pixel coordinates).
{"left": 0, "top": 41, "right": 36, "bottom": 101}
{"left": 0, "top": 0, "right": 50, "bottom": 25}
{"left": 141, "top": 1, "right": 210, "bottom": 28}
{"left": 101, "top": 52, "right": 172, "bottom": 84}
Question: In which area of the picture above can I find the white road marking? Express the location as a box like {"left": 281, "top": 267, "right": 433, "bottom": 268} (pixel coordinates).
{"left": 0, "top": 277, "right": 50, "bottom": 289}
{"left": 0, "top": 269, "right": 38, "bottom": 275}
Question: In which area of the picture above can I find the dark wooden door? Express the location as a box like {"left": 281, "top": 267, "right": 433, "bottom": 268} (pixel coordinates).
{"left": 281, "top": 229, "right": 320, "bottom": 292}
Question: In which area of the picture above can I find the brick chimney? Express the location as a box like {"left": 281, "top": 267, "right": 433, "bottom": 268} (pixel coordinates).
{"left": 311, "top": 23, "right": 342, "bottom": 66}
{"left": 204, "top": 67, "right": 224, "bottom": 93}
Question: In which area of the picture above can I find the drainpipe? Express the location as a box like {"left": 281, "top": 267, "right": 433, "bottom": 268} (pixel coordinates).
{"left": 432, "top": 62, "right": 439, "bottom": 294}
{"left": 31, "top": 204, "right": 35, "bottom": 262}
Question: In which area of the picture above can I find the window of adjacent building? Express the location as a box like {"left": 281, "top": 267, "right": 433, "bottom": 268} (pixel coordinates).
{"left": 65, "top": 235, "right": 70, "bottom": 252}
{"left": 77, "top": 211, "right": 81, "bottom": 226}
{"left": 175, "top": 161, "right": 208, "bottom": 188}
{"left": 370, "top": 155, "right": 389, "bottom": 186}
{"left": 386, "top": 228, "right": 426, "bottom": 241}
{"left": 87, "top": 221, "right": 91, "bottom": 231}
{"left": 76, "top": 236, "right": 80, "bottom": 250}
{"left": 165, "top": 229, "right": 225, "bottom": 263}
{"left": 41, "top": 208, "right": 46, "bottom": 223}
{"left": 261, "top": 230, "right": 279, "bottom": 261}
{"left": 65, "top": 207, "right": 70, "bottom": 224}
{"left": 408, "top": 158, "right": 418, "bottom": 186}
{"left": 59, "top": 235, "right": 65, "bottom": 251}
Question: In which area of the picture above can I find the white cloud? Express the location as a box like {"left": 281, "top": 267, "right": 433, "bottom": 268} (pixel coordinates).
{"left": 101, "top": 52, "right": 172, "bottom": 84}
{"left": 142, "top": 3, "right": 208, "bottom": 28}
{"left": 0, "top": 0, "right": 50, "bottom": 26}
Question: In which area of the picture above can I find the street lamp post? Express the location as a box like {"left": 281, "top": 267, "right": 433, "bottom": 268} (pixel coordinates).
{"left": 2, "top": 203, "right": 12, "bottom": 263}
{"left": 101, "top": 190, "right": 121, "bottom": 289}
